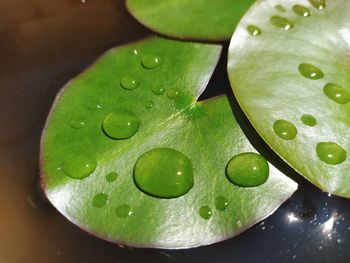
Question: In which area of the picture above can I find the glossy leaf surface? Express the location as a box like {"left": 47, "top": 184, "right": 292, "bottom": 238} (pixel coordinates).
{"left": 228, "top": 0, "right": 350, "bottom": 197}
{"left": 126, "top": 0, "right": 256, "bottom": 41}
{"left": 41, "top": 37, "right": 297, "bottom": 248}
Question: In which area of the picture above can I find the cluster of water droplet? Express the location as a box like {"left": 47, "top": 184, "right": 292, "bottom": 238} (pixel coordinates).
{"left": 245, "top": 0, "right": 347, "bottom": 166}
{"left": 60, "top": 47, "right": 273, "bottom": 221}
{"left": 246, "top": 0, "right": 325, "bottom": 36}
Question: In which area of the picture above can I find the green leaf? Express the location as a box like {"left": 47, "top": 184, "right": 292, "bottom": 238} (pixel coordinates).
{"left": 228, "top": 0, "right": 350, "bottom": 197}
{"left": 40, "top": 37, "right": 297, "bottom": 249}
{"left": 126, "top": 0, "right": 256, "bottom": 41}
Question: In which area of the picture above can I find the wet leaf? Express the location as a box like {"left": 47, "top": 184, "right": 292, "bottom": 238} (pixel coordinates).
{"left": 126, "top": 0, "right": 256, "bottom": 41}
{"left": 40, "top": 37, "right": 297, "bottom": 249}
{"left": 228, "top": 0, "right": 350, "bottom": 197}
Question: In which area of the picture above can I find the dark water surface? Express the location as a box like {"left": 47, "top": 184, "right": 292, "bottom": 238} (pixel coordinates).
{"left": 0, "top": 1, "right": 349, "bottom": 262}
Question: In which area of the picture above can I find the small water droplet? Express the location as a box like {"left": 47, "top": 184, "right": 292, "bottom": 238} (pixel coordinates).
{"left": 145, "top": 100, "right": 154, "bottom": 109}
{"left": 247, "top": 25, "right": 262, "bottom": 36}
{"left": 215, "top": 196, "right": 228, "bottom": 211}
{"left": 309, "top": 0, "right": 326, "bottom": 10}
{"left": 323, "top": 83, "right": 350, "bottom": 104}
{"left": 273, "top": 119, "right": 297, "bottom": 140}
{"left": 293, "top": 5, "right": 311, "bottom": 17}
{"left": 106, "top": 172, "right": 118, "bottom": 183}
{"left": 151, "top": 86, "right": 165, "bottom": 95}
{"left": 120, "top": 76, "right": 138, "bottom": 90}
{"left": 102, "top": 111, "right": 140, "bottom": 140}
{"left": 92, "top": 193, "right": 109, "bottom": 207}
{"left": 133, "top": 49, "right": 138, "bottom": 55}
{"left": 142, "top": 55, "right": 162, "bottom": 69}
{"left": 199, "top": 206, "right": 212, "bottom": 220}
{"left": 298, "top": 63, "right": 324, "bottom": 80}
{"left": 301, "top": 114, "right": 317, "bottom": 127}
{"left": 134, "top": 148, "right": 194, "bottom": 198}
{"left": 226, "top": 152, "right": 269, "bottom": 187}
{"left": 166, "top": 88, "right": 181, "bottom": 99}
{"left": 316, "top": 142, "right": 347, "bottom": 165}
{"left": 62, "top": 154, "right": 97, "bottom": 179}
{"left": 70, "top": 119, "right": 85, "bottom": 129}
{"left": 269, "top": 16, "right": 294, "bottom": 30}
{"left": 115, "top": 204, "right": 133, "bottom": 218}
{"left": 275, "top": 5, "right": 286, "bottom": 12}
{"left": 87, "top": 101, "right": 102, "bottom": 111}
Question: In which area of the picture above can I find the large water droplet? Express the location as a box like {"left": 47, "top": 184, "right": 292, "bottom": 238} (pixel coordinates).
{"left": 62, "top": 154, "right": 97, "bottom": 179}
{"left": 120, "top": 76, "right": 138, "bottom": 90}
{"left": 298, "top": 63, "right": 324, "bottom": 80}
{"left": 92, "top": 193, "right": 109, "bottom": 207}
{"left": 273, "top": 119, "right": 298, "bottom": 140}
{"left": 133, "top": 148, "right": 194, "bottom": 198}
{"left": 199, "top": 206, "right": 212, "bottom": 220}
{"left": 142, "top": 55, "right": 162, "bottom": 69}
{"left": 166, "top": 88, "right": 181, "bottom": 99}
{"left": 151, "top": 86, "right": 165, "bottom": 95}
{"left": 247, "top": 25, "right": 262, "bottom": 36}
{"left": 226, "top": 153, "right": 269, "bottom": 187}
{"left": 275, "top": 5, "right": 286, "bottom": 12}
{"left": 293, "top": 5, "right": 311, "bottom": 17}
{"left": 301, "top": 114, "right": 317, "bottom": 127}
{"left": 106, "top": 172, "right": 118, "bottom": 183}
{"left": 115, "top": 204, "right": 133, "bottom": 218}
{"left": 316, "top": 142, "right": 347, "bottom": 165}
{"left": 70, "top": 119, "right": 86, "bottom": 129}
{"left": 269, "top": 16, "right": 294, "bottom": 30}
{"left": 215, "top": 196, "right": 228, "bottom": 211}
{"left": 323, "top": 83, "right": 350, "bottom": 104}
{"left": 309, "top": 0, "right": 326, "bottom": 10}
{"left": 102, "top": 111, "right": 140, "bottom": 140}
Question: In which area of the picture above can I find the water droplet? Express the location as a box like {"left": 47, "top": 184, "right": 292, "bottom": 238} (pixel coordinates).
{"left": 142, "top": 55, "right": 162, "bottom": 69}
{"left": 134, "top": 148, "right": 194, "bottom": 198}
{"left": 106, "top": 172, "right": 118, "bottom": 183}
{"left": 70, "top": 119, "right": 86, "bottom": 129}
{"left": 92, "top": 193, "right": 109, "bottom": 207}
{"left": 145, "top": 100, "right": 154, "bottom": 109}
{"left": 151, "top": 86, "right": 165, "bottom": 95}
{"left": 115, "top": 204, "right": 133, "bottom": 218}
{"left": 316, "top": 142, "right": 347, "bottom": 165}
{"left": 62, "top": 154, "right": 97, "bottom": 179}
{"left": 269, "top": 16, "right": 294, "bottom": 30}
{"left": 166, "top": 88, "right": 181, "bottom": 99}
{"left": 301, "top": 114, "right": 317, "bottom": 127}
{"left": 102, "top": 111, "right": 140, "bottom": 140}
{"left": 309, "top": 0, "right": 326, "bottom": 10}
{"left": 273, "top": 119, "right": 298, "bottom": 140}
{"left": 275, "top": 4, "right": 286, "bottom": 12}
{"left": 226, "top": 152, "right": 269, "bottom": 187}
{"left": 120, "top": 76, "right": 138, "bottom": 90}
{"left": 199, "top": 206, "right": 212, "bottom": 220}
{"left": 133, "top": 49, "right": 138, "bottom": 55}
{"left": 87, "top": 101, "right": 102, "bottom": 111}
{"left": 215, "top": 196, "right": 228, "bottom": 211}
{"left": 293, "top": 5, "right": 311, "bottom": 17}
{"left": 298, "top": 63, "right": 324, "bottom": 80}
{"left": 247, "top": 25, "right": 262, "bottom": 36}
{"left": 323, "top": 83, "right": 350, "bottom": 104}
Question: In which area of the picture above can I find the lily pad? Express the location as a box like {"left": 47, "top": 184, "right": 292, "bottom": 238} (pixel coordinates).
{"left": 228, "top": 0, "right": 350, "bottom": 197}
{"left": 40, "top": 37, "right": 297, "bottom": 249}
{"left": 126, "top": 0, "right": 256, "bottom": 41}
